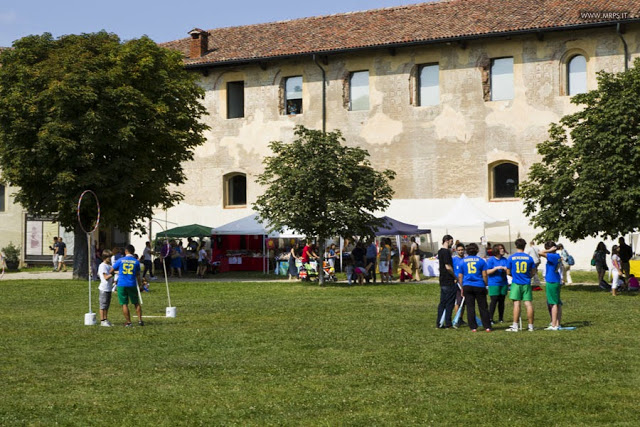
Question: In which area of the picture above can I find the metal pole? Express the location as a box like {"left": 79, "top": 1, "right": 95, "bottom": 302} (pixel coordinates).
{"left": 339, "top": 236, "right": 343, "bottom": 272}
{"left": 87, "top": 233, "right": 92, "bottom": 313}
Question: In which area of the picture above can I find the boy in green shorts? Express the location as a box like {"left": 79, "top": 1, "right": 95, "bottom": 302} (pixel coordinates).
{"left": 506, "top": 238, "right": 536, "bottom": 332}
{"left": 539, "top": 241, "right": 562, "bottom": 330}
{"left": 110, "top": 244, "right": 143, "bottom": 327}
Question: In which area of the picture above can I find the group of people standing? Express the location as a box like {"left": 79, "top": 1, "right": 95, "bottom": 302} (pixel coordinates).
{"left": 97, "top": 244, "right": 145, "bottom": 327}
{"left": 49, "top": 236, "right": 67, "bottom": 272}
{"left": 166, "top": 238, "right": 209, "bottom": 278}
{"left": 437, "top": 235, "right": 568, "bottom": 332}
{"left": 286, "top": 237, "right": 424, "bottom": 285}
{"left": 592, "top": 237, "right": 638, "bottom": 295}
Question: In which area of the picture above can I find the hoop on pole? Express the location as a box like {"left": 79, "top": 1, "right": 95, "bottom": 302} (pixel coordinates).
{"left": 77, "top": 190, "right": 101, "bottom": 326}
{"left": 77, "top": 190, "right": 100, "bottom": 234}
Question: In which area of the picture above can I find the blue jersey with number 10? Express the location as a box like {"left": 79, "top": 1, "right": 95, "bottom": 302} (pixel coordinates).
{"left": 507, "top": 253, "right": 535, "bottom": 285}
{"left": 460, "top": 256, "right": 487, "bottom": 287}
{"left": 112, "top": 255, "right": 140, "bottom": 288}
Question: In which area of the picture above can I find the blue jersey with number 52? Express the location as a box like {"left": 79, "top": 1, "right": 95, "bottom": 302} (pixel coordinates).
{"left": 507, "top": 253, "right": 535, "bottom": 285}
{"left": 112, "top": 255, "right": 140, "bottom": 287}
{"left": 460, "top": 256, "right": 487, "bottom": 287}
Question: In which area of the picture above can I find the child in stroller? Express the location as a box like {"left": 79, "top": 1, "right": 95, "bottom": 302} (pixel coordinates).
{"left": 322, "top": 260, "right": 337, "bottom": 282}
{"left": 299, "top": 260, "right": 319, "bottom": 282}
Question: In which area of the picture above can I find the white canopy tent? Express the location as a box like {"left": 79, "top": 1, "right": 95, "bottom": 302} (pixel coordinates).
{"left": 420, "top": 194, "right": 512, "bottom": 252}
{"left": 211, "top": 214, "right": 304, "bottom": 273}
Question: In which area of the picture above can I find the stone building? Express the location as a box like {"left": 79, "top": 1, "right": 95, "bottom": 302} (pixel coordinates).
{"left": 150, "top": 0, "right": 640, "bottom": 267}
{"left": 2, "top": 0, "right": 640, "bottom": 267}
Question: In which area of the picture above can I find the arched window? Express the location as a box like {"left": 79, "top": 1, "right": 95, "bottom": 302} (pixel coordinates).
{"left": 491, "top": 162, "right": 519, "bottom": 199}
{"left": 284, "top": 76, "right": 303, "bottom": 115}
{"left": 568, "top": 55, "right": 587, "bottom": 95}
{"left": 224, "top": 173, "right": 247, "bottom": 207}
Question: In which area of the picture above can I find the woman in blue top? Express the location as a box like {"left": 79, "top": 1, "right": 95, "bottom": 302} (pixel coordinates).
{"left": 486, "top": 244, "right": 509, "bottom": 324}
{"left": 170, "top": 241, "right": 183, "bottom": 278}
{"left": 457, "top": 243, "right": 491, "bottom": 332}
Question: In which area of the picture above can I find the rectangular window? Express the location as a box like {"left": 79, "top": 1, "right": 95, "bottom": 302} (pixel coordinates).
{"left": 350, "top": 71, "right": 369, "bottom": 111}
{"left": 227, "top": 81, "right": 244, "bottom": 119}
{"left": 285, "top": 76, "right": 303, "bottom": 115}
{"left": 418, "top": 64, "right": 439, "bottom": 106}
{"left": 225, "top": 174, "right": 247, "bottom": 207}
{"left": 0, "top": 184, "right": 5, "bottom": 212}
{"left": 490, "top": 57, "right": 514, "bottom": 101}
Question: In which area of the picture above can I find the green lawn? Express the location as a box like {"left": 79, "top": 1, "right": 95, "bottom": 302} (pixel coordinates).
{"left": 1, "top": 277, "right": 638, "bottom": 425}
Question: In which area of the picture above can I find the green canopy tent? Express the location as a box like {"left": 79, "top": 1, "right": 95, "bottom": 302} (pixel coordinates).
{"left": 157, "top": 224, "right": 213, "bottom": 239}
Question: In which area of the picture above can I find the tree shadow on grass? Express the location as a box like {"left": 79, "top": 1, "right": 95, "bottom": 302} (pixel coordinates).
{"left": 564, "top": 284, "right": 609, "bottom": 293}
{"left": 302, "top": 280, "right": 409, "bottom": 288}
{"left": 562, "top": 320, "right": 592, "bottom": 328}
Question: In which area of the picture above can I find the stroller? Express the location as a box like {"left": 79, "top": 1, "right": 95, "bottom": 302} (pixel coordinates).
{"left": 322, "top": 260, "right": 338, "bottom": 282}
{"left": 299, "top": 261, "right": 319, "bottom": 282}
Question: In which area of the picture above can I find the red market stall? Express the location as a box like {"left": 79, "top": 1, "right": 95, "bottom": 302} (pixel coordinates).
{"left": 211, "top": 214, "right": 303, "bottom": 273}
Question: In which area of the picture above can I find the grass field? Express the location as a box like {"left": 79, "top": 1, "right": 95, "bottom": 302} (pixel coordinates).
{"left": 1, "top": 276, "right": 638, "bottom": 425}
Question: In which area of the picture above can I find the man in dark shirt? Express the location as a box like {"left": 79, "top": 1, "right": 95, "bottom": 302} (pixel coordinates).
{"left": 365, "top": 239, "right": 378, "bottom": 284}
{"left": 618, "top": 237, "right": 633, "bottom": 289}
{"left": 436, "top": 234, "right": 456, "bottom": 328}
{"left": 350, "top": 241, "right": 367, "bottom": 285}
{"left": 55, "top": 237, "right": 67, "bottom": 272}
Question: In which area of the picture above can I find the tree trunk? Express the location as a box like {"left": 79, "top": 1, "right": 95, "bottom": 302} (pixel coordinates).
{"left": 318, "top": 236, "right": 326, "bottom": 286}
{"left": 73, "top": 225, "right": 89, "bottom": 280}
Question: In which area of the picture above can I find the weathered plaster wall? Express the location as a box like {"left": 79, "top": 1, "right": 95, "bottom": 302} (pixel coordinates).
{"left": 0, "top": 183, "right": 24, "bottom": 252}
{"left": 146, "top": 25, "right": 640, "bottom": 268}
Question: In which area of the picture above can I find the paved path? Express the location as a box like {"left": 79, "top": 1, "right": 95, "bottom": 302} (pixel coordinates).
{"left": 0, "top": 271, "right": 294, "bottom": 282}
{"left": 1, "top": 271, "right": 441, "bottom": 284}
{"left": 2, "top": 271, "right": 73, "bottom": 280}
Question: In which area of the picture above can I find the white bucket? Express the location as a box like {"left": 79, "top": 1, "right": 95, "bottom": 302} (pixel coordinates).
{"left": 84, "top": 312, "right": 97, "bottom": 326}
{"left": 166, "top": 307, "right": 177, "bottom": 318}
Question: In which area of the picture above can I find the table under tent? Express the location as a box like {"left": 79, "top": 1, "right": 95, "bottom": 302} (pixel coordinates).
{"left": 210, "top": 214, "right": 303, "bottom": 273}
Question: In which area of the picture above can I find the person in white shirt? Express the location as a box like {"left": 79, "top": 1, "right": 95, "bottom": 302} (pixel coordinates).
{"left": 526, "top": 239, "right": 541, "bottom": 287}
{"left": 197, "top": 244, "right": 208, "bottom": 279}
{"left": 611, "top": 245, "right": 623, "bottom": 296}
{"left": 142, "top": 241, "right": 155, "bottom": 280}
{"left": 98, "top": 250, "right": 115, "bottom": 327}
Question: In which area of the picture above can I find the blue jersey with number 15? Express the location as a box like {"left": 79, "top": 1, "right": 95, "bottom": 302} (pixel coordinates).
{"left": 112, "top": 255, "right": 140, "bottom": 288}
{"left": 460, "top": 256, "right": 487, "bottom": 287}
{"left": 507, "top": 253, "right": 535, "bottom": 285}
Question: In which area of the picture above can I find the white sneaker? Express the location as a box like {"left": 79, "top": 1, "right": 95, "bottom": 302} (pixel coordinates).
{"left": 100, "top": 320, "right": 112, "bottom": 327}
{"left": 544, "top": 325, "right": 559, "bottom": 331}
{"left": 528, "top": 326, "right": 535, "bottom": 332}
{"left": 505, "top": 326, "right": 519, "bottom": 332}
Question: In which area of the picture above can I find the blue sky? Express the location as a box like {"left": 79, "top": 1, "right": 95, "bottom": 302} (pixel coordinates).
{"left": 0, "top": 0, "right": 431, "bottom": 47}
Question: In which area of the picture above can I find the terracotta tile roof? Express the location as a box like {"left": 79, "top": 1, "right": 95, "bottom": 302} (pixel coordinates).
{"left": 161, "top": 0, "right": 640, "bottom": 67}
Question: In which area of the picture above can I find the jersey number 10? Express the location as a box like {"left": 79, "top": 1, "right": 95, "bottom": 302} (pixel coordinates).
{"left": 515, "top": 261, "right": 528, "bottom": 274}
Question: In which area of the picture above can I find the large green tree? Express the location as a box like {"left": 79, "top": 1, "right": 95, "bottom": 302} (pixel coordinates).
{"left": 0, "top": 32, "right": 208, "bottom": 278}
{"left": 519, "top": 58, "right": 640, "bottom": 241}
{"left": 254, "top": 126, "right": 396, "bottom": 284}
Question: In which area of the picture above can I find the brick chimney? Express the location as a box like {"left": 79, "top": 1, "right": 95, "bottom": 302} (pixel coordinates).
{"left": 188, "top": 28, "right": 209, "bottom": 58}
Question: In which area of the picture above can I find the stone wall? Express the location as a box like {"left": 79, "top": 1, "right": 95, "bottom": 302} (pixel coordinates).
{"left": 142, "top": 25, "right": 640, "bottom": 268}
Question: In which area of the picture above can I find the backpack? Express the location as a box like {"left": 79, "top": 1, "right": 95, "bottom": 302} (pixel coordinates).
{"left": 567, "top": 255, "right": 575, "bottom": 266}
